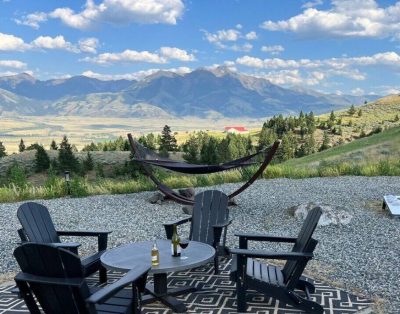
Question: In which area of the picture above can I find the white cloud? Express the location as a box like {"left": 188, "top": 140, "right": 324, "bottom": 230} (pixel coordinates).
{"left": 261, "top": 45, "right": 285, "bottom": 55}
{"left": 15, "top": 12, "right": 47, "bottom": 29}
{"left": 301, "top": 0, "right": 323, "bottom": 9}
{"left": 0, "top": 60, "right": 27, "bottom": 69}
{"left": 82, "top": 66, "right": 191, "bottom": 81}
{"left": 261, "top": 0, "right": 400, "bottom": 40}
{"left": 83, "top": 49, "right": 166, "bottom": 64}
{"left": 159, "top": 47, "right": 195, "bottom": 61}
{"left": 78, "top": 37, "right": 99, "bottom": 54}
{"left": 0, "top": 33, "right": 30, "bottom": 51}
{"left": 83, "top": 47, "right": 195, "bottom": 65}
{"left": 31, "top": 35, "right": 79, "bottom": 53}
{"left": 351, "top": 87, "right": 365, "bottom": 95}
{"left": 236, "top": 51, "right": 400, "bottom": 87}
{"left": 203, "top": 27, "right": 257, "bottom": 52}
{"left": 42, "top": 0, "right": 184, "bottom": 30}
{"left": 245, "top": 31, "right": 257, "bottom": 40}
{"left": 235, "top": 24, "right": 243, "bottom": 29}
{"left": 204, "top": 29, "right": 241, "bottom": 43}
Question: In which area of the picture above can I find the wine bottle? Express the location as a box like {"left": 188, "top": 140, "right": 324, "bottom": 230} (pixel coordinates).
{"left": 151, "top": 241, "right": 159, "bottom": 266}
{"left": 171, "top": 224, "right": 181, "bottom": 257}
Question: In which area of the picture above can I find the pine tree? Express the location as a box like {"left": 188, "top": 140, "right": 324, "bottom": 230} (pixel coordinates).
{"left": 35, "top": 145, "right": 50, "bottom": 172}
{"left": 329, "top": 110, "right": 336, "bottom": 122}
{"left": 200, "top": 137, "right": 218, "bottom": 164}
{"left": 348, "top": 105, "right": 356, "bottom": 115}
{"left": 50, "top": 140, "right": 58, "bottom": 150}
{"left": 258, "top": 123, "right": 277, "bottom": 149}
{"left": 159, "top": 125, "right": 177, "bottom": 153}
{"left": 58, "top": 135, "right": 79, "bottom": 172}
{"left": 0, "top": 141, "right": 6, "bottom": 158}
{"left": 357, "top": 109, "right": 362, "bottom": 117}
{"left": 319, "top": 131, "right": 330, "bottom": 151}
{"left": 83, "top": 152, "right": 94, "bottom": 171}
{"left": 19, "top": 139, "right": 26, "bottom": 153}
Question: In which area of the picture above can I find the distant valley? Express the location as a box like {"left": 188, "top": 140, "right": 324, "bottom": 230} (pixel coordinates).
{"left": 0, "top": 67, "right": 379, "bottom": 119}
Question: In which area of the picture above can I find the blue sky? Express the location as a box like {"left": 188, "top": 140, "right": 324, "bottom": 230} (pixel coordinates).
{"left": 0, "top": 0, "right": 399, "bottom": 95}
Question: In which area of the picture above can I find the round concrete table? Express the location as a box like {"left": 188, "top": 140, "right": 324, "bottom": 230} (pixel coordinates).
{"left": 101, "top": 239, "right": 215, "bottom": 313}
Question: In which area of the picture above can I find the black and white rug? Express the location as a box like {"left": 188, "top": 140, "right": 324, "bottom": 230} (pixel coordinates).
{"left": 0, "top": 259, "right": 373, "bottom": 313}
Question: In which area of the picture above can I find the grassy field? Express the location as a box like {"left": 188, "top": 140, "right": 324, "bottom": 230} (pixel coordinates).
{"left": 0, "top": 115, "right": 263, "bottom": 153}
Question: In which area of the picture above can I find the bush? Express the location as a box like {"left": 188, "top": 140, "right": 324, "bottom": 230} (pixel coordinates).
{"left": 7, "top": 163, "right": 28, "bottom": 188}
{"left": 69, "top": 178, "right": 89, "bottom": 197}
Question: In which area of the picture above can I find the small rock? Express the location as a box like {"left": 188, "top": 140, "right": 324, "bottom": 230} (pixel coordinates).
{"left": 178, "top": 188, "right": 195, "bottom": 200}
{"left": 290, "top": 202, "right": 353, "bottom": 226}
{"left": 182, "top": 205, "right": 193, "bottom": 215}
{"left": 148, "top": 192, "right": 165, "bottom": 204}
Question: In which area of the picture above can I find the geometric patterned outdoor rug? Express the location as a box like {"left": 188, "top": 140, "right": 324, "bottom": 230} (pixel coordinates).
{"left": 0, "top": 258, "right": 373, "bottom": 314}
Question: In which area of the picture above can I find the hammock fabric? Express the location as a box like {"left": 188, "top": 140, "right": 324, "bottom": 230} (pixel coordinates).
{"left": 127, "top": 133, "right": 281, "bottom": 205}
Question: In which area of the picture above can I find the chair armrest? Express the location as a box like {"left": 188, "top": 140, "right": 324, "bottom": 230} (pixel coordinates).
{"left": 235, "top": 232, "right": 298, "bottom": 249}
{"left": 163, "top": 217, "right": 192, "bottom": 239}
{"left": 56, "top": 231, "right": 111, "bottom": 237}
{"left": 230, "top": 248, "right": 313, "bottom": 261}
{"left": 86, "top": 264, "right": 150, "bottom": 305}
{"left": 52, "top": 242, "right": 81, "bottom": 254}
{"left": 15, "top": 272, "right": 83, "bottom": 287}
{"left": 212, "top": 219, "right": 233, "bottom": 247}
{"left": 56, "top": 230, "right": 111, "bottom": 252}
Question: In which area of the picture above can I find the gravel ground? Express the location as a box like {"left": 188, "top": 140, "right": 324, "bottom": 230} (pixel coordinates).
{"left": 1, "top": 176, "right": 399, "bottom": 313}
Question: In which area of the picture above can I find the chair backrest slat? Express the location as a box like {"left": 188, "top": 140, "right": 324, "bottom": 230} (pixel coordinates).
{"left": 14, "top": 243, "right": 89, "bottom": 314}
{"left": 190, "top": 190, "right": 229, "bottom": 245}
{"left": 17, "top": 202, "right": 60, "bottom": 243}
{"left": 282, "top": 207, "right": 322, "bottom": 283}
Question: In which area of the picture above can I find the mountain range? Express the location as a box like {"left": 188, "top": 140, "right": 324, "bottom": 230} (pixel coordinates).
{"left": 0, "top": 67, "right": 380, "bottom": 118}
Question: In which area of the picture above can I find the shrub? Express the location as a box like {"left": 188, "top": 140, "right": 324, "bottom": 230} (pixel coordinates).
{"left": 7, "top": 163, "right": 28, "bottom": 188}
{"left": 69, "top": 178, "right": 89, "bottom": 197}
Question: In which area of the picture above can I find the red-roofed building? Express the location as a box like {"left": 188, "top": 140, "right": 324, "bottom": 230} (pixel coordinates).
{"left": 224, "top": 126, "right": 248, "bottom": 134}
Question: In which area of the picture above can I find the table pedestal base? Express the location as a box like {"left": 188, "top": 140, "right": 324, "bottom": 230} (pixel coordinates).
{"left": 142, "top": 273, "right": 197, "bottom": 313}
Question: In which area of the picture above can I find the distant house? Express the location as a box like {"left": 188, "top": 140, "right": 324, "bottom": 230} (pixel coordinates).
{"left": 224, "top": 126, "right": 248, "bottom": 134}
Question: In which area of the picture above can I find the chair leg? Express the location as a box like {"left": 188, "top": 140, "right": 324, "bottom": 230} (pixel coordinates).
{"left": 214, "top": 254, "right": 219, "bottom": 274}
{"left": 236, "top": 280, "right": 247, "bottom": 312}
{"left": 99, "top": 266, "right": 107, "bottom": 283}
{"left": 286, "top": 291, "right": 323, "bottom": 314}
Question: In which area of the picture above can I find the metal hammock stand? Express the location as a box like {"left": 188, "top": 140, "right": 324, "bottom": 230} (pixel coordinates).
{"left": 127, "top": 133, "right": 280, "bottom": 205}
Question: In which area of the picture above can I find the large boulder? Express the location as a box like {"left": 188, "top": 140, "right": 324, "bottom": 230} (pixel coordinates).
{"left": 289, "top": 202, "right": 353, "bottom": 226}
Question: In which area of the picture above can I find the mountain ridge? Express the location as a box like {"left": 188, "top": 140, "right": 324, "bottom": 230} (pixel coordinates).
{"left": 0, "top": 68, "right": 380, "bottom": 118}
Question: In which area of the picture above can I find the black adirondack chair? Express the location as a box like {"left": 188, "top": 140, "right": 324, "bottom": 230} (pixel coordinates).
{"left": 230, "top": 207, "right": 323, "bottom": 313}
{"left": 164, "top": 190, "right": 232, "bottom": 274}
{"left": 17, "top": 202, "right": 111, "bottom": 283}
{"left": 14, "top": 243, "right": 149, "bottom": 314}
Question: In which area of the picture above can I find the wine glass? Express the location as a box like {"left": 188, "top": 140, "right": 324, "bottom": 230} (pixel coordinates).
{"left": 179, "top": 239, "right": 189, "bottom": 259}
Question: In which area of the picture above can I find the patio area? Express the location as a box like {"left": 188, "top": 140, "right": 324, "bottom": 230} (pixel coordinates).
{"left": 0, "top": 258, "right": 373, "bottom": 313}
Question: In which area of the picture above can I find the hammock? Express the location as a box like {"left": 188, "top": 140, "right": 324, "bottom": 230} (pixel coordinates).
{"left": 127, "top": 133, "right": 280, "bottom": 205}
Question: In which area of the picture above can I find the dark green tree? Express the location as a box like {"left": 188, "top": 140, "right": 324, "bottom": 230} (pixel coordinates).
{"left": 83, "top": 152, "right": 94, "bottom": 171}
{"left": 0, "top": 141, "right": 6, "bottom": 158}
{"left": 329, "top": 110, "right": 336, "bottom": 122}
{"left": 319, "top": 131, "right": 330, "bottom": 151}
{"left": 19, "top": 139, "right": 26, "bottom": 152}
{"left": 82, "top": 142, "right": 98, "bottom": 151}
{"left": 50, "top": 140, "right": 58, "bottom": 150}
{"left": 357, "top": 109, "right": 362, "bottom": 117}
{"left": 200, "top": 136, "right": 219, "bottom": 164}
{"left": 182, "top": 134, "right": 200, "bottom": 163}
{"left": 58, "top": 135, "right": 79, "bottom": 172}
{"left": 258, "top": 123, "right": 277, "bottom": 149}
{"left": 35, "top": 145, "right": 50, "bottom": 172}
{"left": 159, "top": 125, "right": 177, "bottom": 153}
{"left": 348, "top": 105, "right": 356, "bottom": 115}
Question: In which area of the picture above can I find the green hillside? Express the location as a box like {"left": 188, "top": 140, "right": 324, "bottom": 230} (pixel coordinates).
{"left": 283, "top": 126, "right": 400, "bottom": 167}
